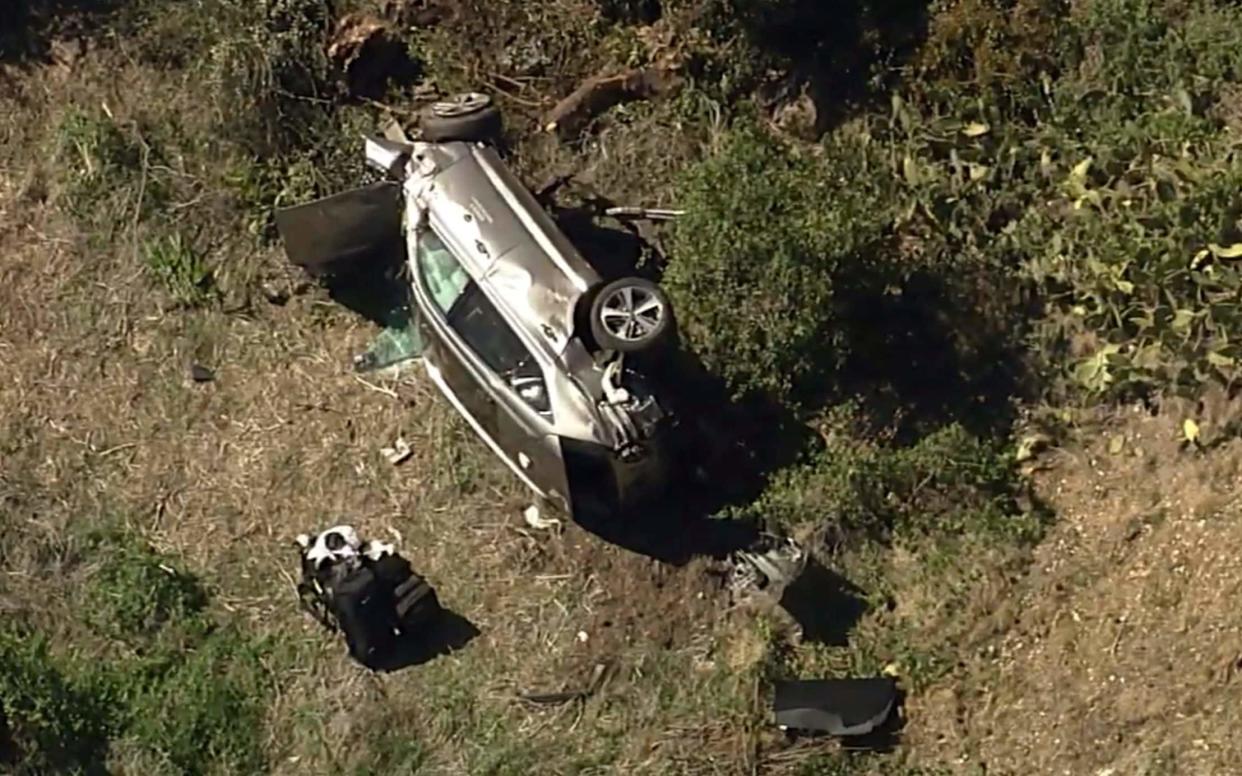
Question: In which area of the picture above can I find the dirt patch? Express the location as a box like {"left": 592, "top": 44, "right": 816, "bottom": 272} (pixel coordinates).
{"left": 906, "top": 403, "right": 1242, "bottom": 774}
{"left": 561, "top": 528, "right": 725, "bottom": 659}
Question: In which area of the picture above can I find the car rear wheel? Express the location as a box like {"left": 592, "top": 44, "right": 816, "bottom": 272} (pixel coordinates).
{"left": 420, "top": 92, "right": 503, "bottom": 143}
{"left": 589, "top": 277, "right": 675, "bottom": 353}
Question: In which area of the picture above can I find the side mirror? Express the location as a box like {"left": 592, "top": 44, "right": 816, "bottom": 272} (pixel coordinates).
{"left": 364, "top": 134, "right": 412, "bottom": 179}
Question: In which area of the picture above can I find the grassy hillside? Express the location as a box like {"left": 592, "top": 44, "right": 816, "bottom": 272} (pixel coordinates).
{"left": 3, "top": 0, "right": 1242, "bottom": 773}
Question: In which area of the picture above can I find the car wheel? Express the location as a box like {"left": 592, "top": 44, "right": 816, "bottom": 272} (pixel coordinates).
{"left": 420, "top": 92, "right": 503, "bottom": 143}
{"left": 589, "top": 277, "right": 675, "bottom": 353}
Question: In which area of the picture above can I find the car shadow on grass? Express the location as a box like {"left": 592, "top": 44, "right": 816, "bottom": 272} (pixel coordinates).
{"left": 777, "top": 556, "right": 869, "bottom": 647}
{"left": 574, "top": 344, "right": 816, "bottom": 566}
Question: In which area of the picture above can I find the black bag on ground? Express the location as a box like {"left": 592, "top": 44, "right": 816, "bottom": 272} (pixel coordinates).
{"left": 325, "top": 563, "right": 397, "bottom": 669}
{"left": 369, "top": 553, "right": 442, "bottom": 632}
{"left": 296, "top": 541, "right": 443, "bottom": 670}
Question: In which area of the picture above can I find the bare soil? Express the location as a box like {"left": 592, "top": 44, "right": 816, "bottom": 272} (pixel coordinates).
{"left": 907, "top": 401, "right": 1242, "bottom": 774}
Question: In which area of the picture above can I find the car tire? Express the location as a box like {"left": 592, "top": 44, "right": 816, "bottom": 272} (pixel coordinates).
{"left": 420, "top": 92, "right": 503, "bottom": 143}
{"left": 589, "top": 277, "right": 675, "bottom": 354}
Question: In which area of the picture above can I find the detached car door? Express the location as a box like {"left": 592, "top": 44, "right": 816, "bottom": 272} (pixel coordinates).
{"left": 412, "top": 229, "right": 569, "bottom": 505}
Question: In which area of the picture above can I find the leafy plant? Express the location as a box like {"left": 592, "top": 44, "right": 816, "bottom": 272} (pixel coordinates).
{"left": 666, "top": 125, "right": 899, "bottom": 406}
{"left": 82, "top": 528, "right": 209, "bottom": 646}
{"left": 205, "top": 0, "right": 338, "bottom": 159}
{"left": 0, "top": 626, "right": 119, "bottom": 775}
{"left": 734, "top": 402, "right": 1040, "bottom": 545}
{"left": 142, "top": 233, "right": 218, "bottom": 308}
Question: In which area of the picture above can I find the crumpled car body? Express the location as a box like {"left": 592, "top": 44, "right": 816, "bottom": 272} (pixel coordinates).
{"left": 277, "top": 134, "right": 675, "bottom": 519}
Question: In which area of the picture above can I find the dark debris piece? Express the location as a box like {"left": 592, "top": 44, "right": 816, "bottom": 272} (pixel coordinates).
{"left": 190, "top": 364, "right": 215, "bottom": 383}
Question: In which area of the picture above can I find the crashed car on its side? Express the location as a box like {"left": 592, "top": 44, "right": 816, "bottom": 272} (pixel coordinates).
{"left": 276, "top": 93, "right": 678, "bottom": 519}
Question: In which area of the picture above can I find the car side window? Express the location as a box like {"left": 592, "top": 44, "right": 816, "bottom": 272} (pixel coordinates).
{"left": 416, "top": 229, "right": 470, "bottom": 314}
{"left": 416, "top": 229, "right": 551, "bottom": 418}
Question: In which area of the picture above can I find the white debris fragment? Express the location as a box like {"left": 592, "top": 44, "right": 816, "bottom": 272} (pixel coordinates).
{"left": 577, "top": 630, "right": 589, "bottom": 643}
{"left": 381, "top": 437, "right": 413, "bottom": 465}
{"left": 523, "top": 504, "right": 560, "bottom": 530}
{"left": 363, "top": 540, "right": 395, "bottom": 561}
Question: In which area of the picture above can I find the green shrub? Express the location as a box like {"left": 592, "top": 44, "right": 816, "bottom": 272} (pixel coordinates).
{"left": 126, "top": 629, "right": 271, "bottom": 776}
{"left": 82, "top": 529, "right": 209, "bottom": 646}
{"left": 666, "top": 126, "right": 899, "bottom": 405}
{"left": 0, "top": 627, "right": 119, "bottom": 775}
{"left": 876, "top": 0, "right": 1242, "bottom": 399}
{"left": 915, "top": 0, "right": 1069, "bottom": 96}
{"left": 734, "top": 403, "right": 1040, "bottom": 544}
{"left": 205, "top": 0, "right": 338, "bottom": 159}
{"left": 1015, "top": 0, "right": 1242, "bottom": 396}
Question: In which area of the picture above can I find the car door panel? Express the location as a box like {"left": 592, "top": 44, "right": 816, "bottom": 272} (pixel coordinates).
{"left": 493, "top": 393, "right": 571, "bottom": 511}
{"left": 412, "top": 226, "right": 567, "bottom": 504}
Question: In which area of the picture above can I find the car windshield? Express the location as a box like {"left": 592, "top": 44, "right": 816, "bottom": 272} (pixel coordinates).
{"left": 416, "top": 228, "right": 551, "bottom": 417}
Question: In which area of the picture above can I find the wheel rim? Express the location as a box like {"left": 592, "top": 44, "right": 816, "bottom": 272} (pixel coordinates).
{"left": 600, "top": 285, "right": 664, "bottom": 343}
{"left": 431, "top": 92, "right": 491, "bottom": 118}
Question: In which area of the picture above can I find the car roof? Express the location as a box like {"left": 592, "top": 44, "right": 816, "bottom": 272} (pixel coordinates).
{"left": 413, "top": 141, "right": 602, "bottom": 358}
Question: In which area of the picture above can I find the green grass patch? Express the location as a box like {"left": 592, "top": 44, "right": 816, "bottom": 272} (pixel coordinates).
{"left": 80, "top": 527, "right": 209, "bottom": 647}
{"left": 352, "top": 727, "right": 431, "bottom": 776}
{"left": 124, "top": 627, "right": 271, "bottom": 776}
{"left": 53, "top": 109, "right": 168, "bottom": 232}
{"left": 142, "top": 233, "right": 219, "bottom": 308}
{"left": 1, "top": 528, "right": 275, "bottom": 775}
{"left": 0, "top": 627, "right": 119, "bottom": 776}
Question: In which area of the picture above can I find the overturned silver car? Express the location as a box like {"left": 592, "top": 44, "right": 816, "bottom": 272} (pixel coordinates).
{"left": 276, "top": 93, "right": 678, "bottom": 518}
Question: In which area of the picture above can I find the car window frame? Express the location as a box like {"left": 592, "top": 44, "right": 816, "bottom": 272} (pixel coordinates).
{"left": 412, "top": 224, "right": 555, "bottom": 424}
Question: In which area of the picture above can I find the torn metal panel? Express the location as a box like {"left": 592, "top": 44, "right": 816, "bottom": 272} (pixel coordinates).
{"left": 773, "top": 677, "right": 897, "bottom": 736}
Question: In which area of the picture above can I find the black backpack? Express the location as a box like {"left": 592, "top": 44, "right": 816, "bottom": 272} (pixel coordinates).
{"left": 297, "top": 548, "right": 442, "bottom": 669}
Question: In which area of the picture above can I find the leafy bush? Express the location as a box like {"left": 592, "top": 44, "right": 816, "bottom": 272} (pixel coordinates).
{"left": 125, "top": 629, "right": 271, "bottom": 776}
{"left": 915, "top": 0, "right": 1069, "bottom": 95}
{"left": 734, "top": 402, "right": 1040, "bottom": 544}
{"left": 665, "top": 126, "right": 899, "bottom": 405}
{"left": 205, "top": 0, "right": 337, "bottom": 159}
{"left": 1014, "top": 0, "right": 1242, "bottom": 396}
{"left": 0, "top": 627, "right": 119, "bottom": 775}
{"left": 895, "top": 0, "right": 1242, "bottom": 398}
{"left": 82, "top": 529, "right": 209, "bottom": 646}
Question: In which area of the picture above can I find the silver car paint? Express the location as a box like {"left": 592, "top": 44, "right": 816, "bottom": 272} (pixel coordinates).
{"left": 277, "top": 134, "right": 671, "bottom": 514}
{"left": 402, "top": 140, "right": 641, "bottom": 452}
